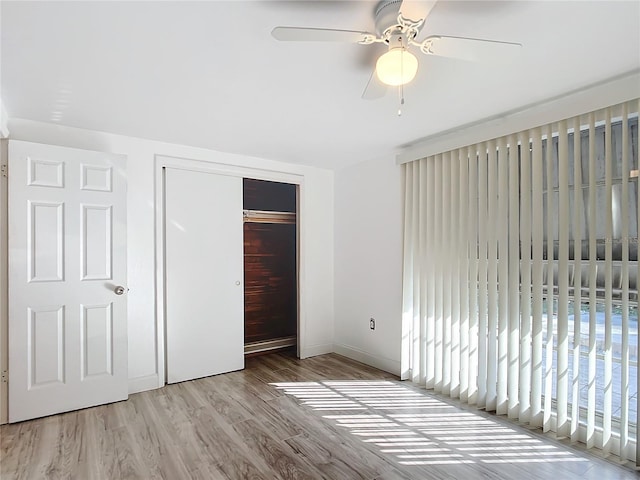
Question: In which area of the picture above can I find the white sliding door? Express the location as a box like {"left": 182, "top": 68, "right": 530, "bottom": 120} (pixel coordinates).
{"left": 9, "top": 140, "right": 128, "bottom": 422}
{"left": 164, "top": 167, "right": 244, "bottom": 384}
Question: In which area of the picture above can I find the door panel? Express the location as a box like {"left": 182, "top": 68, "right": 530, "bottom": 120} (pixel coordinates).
{"left": 165, "top": 167, "right": 244, "bottom": 384}
{"left": 29, "top": 201, "right": 64, "bottom": 281}
{"left": 81, "top": 303, "right": 113, "bottom": 378}
{"left": 9, "top": 140, "right": 128, "bottom": 423}
{"left": 244, "top": 222, "right": 297, "bottom": 343}
{"left": 81, "top": 205, "right": 112, "bottom": 280}
{"left": 28, "top": 305, "right": 65, "bottom": 386}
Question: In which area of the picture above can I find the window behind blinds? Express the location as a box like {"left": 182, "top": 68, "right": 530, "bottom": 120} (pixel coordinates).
{"left": 402, "top": 99, "right": 640, "bottom": 463}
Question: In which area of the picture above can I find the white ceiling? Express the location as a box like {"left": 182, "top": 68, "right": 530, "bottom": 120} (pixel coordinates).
{"left": 2, "top": 1, "right": 639, "bottom": 170}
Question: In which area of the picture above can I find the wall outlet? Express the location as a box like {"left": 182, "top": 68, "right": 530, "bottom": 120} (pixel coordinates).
{"left": 370, "top": 318, "right": 375, "bottom": 330}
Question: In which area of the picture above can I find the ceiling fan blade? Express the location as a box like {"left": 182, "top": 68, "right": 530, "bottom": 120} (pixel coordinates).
{"left": 399, "top": 0, "right": 438, "bottom": 24}
{"left": 421, "top": 35, "right": 522, "bottom": 62}
{"left": 362, "top": 68, "right": 387, "bottom": 100}
{"left": 271, "top": 26, "right": 374, "bottom": 43}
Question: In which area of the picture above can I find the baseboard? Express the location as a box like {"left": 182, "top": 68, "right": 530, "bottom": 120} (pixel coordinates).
{"left": 333, "top": 343, "right": 401, "bottom": 377}
{"left": 128, "top": 373, "right": 160, "bottom": 395}
{"left": 300, "top": 343, "right": 333, "bottom": 359}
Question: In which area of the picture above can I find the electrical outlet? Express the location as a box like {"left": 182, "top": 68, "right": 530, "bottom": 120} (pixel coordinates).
{"left": 370, "top": 318, "right": 375, "bottom": 330}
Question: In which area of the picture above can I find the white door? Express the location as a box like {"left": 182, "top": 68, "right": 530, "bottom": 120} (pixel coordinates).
{"left": 8, "top": 140, "right": 128, "bottom": 423}
{"left": 164, "top": 167, "right": 244, "bottom": 384}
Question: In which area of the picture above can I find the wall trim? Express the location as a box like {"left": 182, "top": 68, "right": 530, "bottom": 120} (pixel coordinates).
{"left": 128, "top": 374, "right": 160, "bottom": 395}
{"left": 397, "top": 69, "right": 640, "bottom": 164}
{"left": 333, "top": 343, "right": 401, "bottom": 377}
{"left": 300, "top": 343, "right": 334, "bottom": 359}
{"left": 0, "top": 99, "right": 9, "bottom": 138}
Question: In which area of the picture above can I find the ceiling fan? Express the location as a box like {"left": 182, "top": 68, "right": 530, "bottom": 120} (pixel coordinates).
{"left": 272, "top": 0, "right": 522, "bottom": 101}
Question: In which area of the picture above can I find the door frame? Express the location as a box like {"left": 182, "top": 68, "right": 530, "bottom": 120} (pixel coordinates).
{"left": 0, "top": 139, "right": 8, "bottom": 424}
{"left": 154, "top": 155, "right": 304, "bottom": 387}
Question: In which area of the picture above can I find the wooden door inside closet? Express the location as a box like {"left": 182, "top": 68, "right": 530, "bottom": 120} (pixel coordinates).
{"left": 243, "top": 179, "right": 297, "bottom": 354}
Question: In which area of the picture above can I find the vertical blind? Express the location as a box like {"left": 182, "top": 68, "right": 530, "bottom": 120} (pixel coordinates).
{"left": 402, "top": 99, "right": 639, "bottom": 463}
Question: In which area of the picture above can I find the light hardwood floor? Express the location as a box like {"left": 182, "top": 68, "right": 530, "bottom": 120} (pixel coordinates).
{"left": 1, "top": 352, "right": 638, "bottom": 479}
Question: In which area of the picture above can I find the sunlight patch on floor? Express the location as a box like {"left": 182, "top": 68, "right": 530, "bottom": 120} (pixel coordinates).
{"left": 270, "top": 380, "right": 589, "bottom": 467}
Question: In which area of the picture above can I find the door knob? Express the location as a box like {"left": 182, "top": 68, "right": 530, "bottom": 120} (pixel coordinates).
{"left": 114, "top": 285, "right": 126, "bottom": 295}
{"left": 235, "top": 281, "right": 241, "bottom": 286}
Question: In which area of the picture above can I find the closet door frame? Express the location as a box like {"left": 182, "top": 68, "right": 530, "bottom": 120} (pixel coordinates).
{"left": 154, "top": 155, "right": 303, "bottom": 387}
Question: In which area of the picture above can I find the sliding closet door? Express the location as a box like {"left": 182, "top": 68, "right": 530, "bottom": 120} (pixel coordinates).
{"left": 164, "top": 167, "right": 244, "bottom": 384}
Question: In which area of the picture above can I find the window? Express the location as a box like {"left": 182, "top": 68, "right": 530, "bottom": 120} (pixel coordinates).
{"left": 402, "top": 100, "right": 640, "bottom": 463}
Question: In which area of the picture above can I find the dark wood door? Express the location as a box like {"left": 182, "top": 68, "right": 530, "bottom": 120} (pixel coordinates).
{"left": 243, "top": 222, "right": 297, "bottom": 343}
{"left": 243, "top": 178, "right": 297, "bottom": 347}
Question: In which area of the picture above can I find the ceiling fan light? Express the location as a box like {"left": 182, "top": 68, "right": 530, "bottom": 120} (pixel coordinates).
{"left": 375, "top": 48, "right": 418, "bottom": 86}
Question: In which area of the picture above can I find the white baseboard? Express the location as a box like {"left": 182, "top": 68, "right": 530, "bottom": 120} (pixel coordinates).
{"left": 300, "top": 343, "right": 333, "bottom": 359}
{"left": 333, "top": 343, "right": 401, "bottom": 377}
{"left": 128, "top": 373, "right": 160, "bottom": 395}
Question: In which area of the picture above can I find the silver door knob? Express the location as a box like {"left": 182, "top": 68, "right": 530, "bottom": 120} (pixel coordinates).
{"left": 114, "top": 286, "right": 126, "bottom": 295}
{"left": 235, "top": 281, "right": 241, "bottom": 286}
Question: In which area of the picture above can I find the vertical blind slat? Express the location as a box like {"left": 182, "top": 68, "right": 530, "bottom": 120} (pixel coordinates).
{"left": 411, "top": 161, "right": 422, "bottom": 384}
{"left": 520, "top": 131, "right": 532, "bottom": 423}
{"left": 459, "top": 149, "right": 470, "bottom": 402}
{"left": 557, "top": 119, "right": 570, "bottom": 437}
{"left": 498, "top": 136, "right": 510, "bottom": 416}
{"left": 507, "top": 135, "right": 520, "bottom": 418}
{"left": 636, "top": 98, "right": 640, "bottom": 467}
{"left": 451, "top": 151, "right": 461, "bottom": 398}
{"left": 486, "top": 140, "right": 499, "bottom": 411}
{"left": 487, "top": 140, "right": 499, "bottom": 412}
{"left": 619, "top": 103, "right": 630, "bottom": 458}
{"left": 401, "top": 163, "right": 413, "bottom": 381}
{"left": 434, "top": 154, "right": 444, "bottom": 392}
{"left": 418, "top": 160, "right": 427, "bottom": 385}
{"left": 587, "top": 113, "right": 597, "bottom": 449}
{"left": 426, "top": 158, "right": 436, "bottom": 388}
{"left": 443, "top": 152, "right": 452, "bottom": 393}
{"left": 544, "top": 124, "right": 555, "bottom": 433}
{"left": 478, "top": 144, "right": 489, "bottom": 407}
{"left": 531, "top": 127, "right": 544, "bottom": 427}
{"left": 571, "top": 116, "right": 582, "bottom": 442}
{"left": 603, "top": 109, "right": 613, "bottom": 452}
{"left": 468, "top": 146, "right": 479, "bottom": 405}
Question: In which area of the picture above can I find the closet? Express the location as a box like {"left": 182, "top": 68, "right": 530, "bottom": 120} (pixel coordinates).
{"left": 243, "top": 178, "right": 298, "bottom": 355}
{"left": 164, "top": 169, "right": 298, "bottom": 384}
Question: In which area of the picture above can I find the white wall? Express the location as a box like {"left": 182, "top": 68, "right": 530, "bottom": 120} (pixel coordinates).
{"left": 333, "top": 155, "right": 403, "bottom": 375}
{"left": 7, "top": 118, "right": 335, "bottom": 393}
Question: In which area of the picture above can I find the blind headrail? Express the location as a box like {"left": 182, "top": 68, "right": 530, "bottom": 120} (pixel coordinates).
{"left": 396, "top": 70, "right": 640, "bottom": 165}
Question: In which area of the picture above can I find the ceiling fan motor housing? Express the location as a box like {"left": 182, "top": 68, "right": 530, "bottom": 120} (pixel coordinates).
{"left": 374, "top": 0, "right": 404, "bottom": 36}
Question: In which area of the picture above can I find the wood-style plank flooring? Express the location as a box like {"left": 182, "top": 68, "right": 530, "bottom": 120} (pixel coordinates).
{"left": 1, "top": 352, "right": 638, "bottom": 479}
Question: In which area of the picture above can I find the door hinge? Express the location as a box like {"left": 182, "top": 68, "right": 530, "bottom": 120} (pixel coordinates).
{"left": 0, "top": 164, "right": 7, "bottom": 178}
{"left": 0, "top": 370, "right": 7, "bottom": 384}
